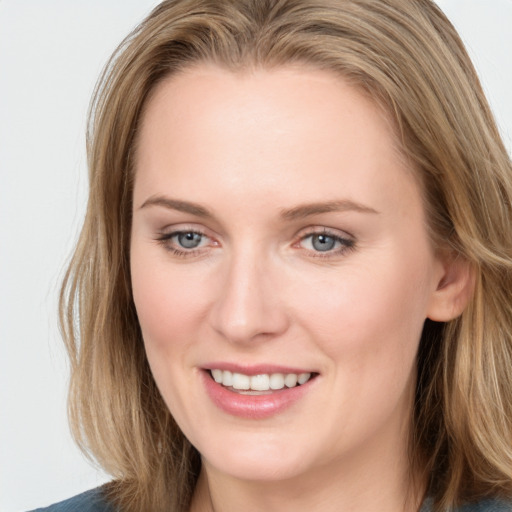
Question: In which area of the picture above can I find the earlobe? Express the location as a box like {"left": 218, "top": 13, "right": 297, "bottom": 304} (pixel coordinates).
{"left": 427, "top": 254, "right": 475, "bottom": 322}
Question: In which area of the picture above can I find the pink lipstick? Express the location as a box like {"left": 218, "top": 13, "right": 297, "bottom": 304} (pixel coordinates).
{"left": 201, "top": 364, "right": 318, "bottom": 419}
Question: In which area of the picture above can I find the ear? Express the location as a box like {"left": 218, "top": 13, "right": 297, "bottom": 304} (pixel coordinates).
{"left": 427, "top": 252, "right": 475, "bottom": 322}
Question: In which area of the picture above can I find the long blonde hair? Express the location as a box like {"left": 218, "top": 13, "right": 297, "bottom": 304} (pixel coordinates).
{"left": 60, "top": 1, "right": 512, "bottom": 510}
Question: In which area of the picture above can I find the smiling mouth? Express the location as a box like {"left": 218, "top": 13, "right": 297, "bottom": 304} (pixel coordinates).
{"left": 208, "top": 369, "right": 317, "bottom": 394}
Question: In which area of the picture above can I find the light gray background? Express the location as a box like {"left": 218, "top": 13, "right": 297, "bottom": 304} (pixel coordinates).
{"left": 0, "top": 1, "right": 511, "bottom": 511}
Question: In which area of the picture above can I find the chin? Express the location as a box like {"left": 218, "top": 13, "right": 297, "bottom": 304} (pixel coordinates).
{"left": 204, "top": 453, "right": 308, "bottom": 482}
{"left": 195, "top": 429, "right": 316, "bottom": 482}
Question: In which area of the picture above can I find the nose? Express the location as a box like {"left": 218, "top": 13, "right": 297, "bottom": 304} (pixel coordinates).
{"left": 209, "top": 249, "right": 290, "bottom": 344}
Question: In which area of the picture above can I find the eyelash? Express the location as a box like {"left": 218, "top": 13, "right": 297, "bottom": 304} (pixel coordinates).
{"left": 155, "top": 228, "right": 355, "bottom": 259}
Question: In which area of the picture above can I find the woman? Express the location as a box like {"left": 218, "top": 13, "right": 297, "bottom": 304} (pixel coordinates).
{"left": 34, "top": 0, "right": 512, "bottom": 511}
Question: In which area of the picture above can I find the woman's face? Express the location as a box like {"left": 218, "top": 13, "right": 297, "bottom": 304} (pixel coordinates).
{"left": 130, "top": 65, "right": 446, "bottom": 484}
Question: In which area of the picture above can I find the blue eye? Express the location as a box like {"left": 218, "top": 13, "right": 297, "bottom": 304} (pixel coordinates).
{"left": 174, "top": 231, "right": 204, "bottom": 249}
{"left": 311, "top": 234, "right": 337, "bottom": 252}
{"left": 156, "top": 228, "right": 216, "bottom": 257}
{"left": 299, "top": 231, "right": 354, "bottom": 256}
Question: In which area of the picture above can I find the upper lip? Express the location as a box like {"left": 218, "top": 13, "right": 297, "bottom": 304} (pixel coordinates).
{"left": 201, "top": 362, "right": 317, "bottom": 376}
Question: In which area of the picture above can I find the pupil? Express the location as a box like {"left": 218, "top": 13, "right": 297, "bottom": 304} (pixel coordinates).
{"left": 312, "top": 234, "right": 335, "bottom": 252}
{"left": 178, "top": 232, "right": 202, "bottom": 249}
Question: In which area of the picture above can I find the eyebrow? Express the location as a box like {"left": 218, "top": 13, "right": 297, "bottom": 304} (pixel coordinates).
{"left": 139, "top": 196, "right": 213, "bottom": 217}
{"left": 139, "top": 195, "right": 379, "bottom": 220}
{"left": 280, "top": 200, "right": 379, "bottom": 220}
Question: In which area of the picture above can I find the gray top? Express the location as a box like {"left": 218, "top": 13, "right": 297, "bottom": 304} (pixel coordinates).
{"left": 420, "top": 497, "right": 512, "bottom": 512}
{"left": 30, "top": 487, "right": 512, "bottom": 511}
{"left": 28, "top": 488, "right": 115, "bottom": 512}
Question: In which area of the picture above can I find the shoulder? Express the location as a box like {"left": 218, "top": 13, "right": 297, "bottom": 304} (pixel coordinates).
{"left": 421, "top": 498, "right": 512, "bottom": 511}
{"left": 458, "top": 499, "right": 512, "bottom": 512}
{"left": 27, "top": 487, "right": 116, "bottom": 512}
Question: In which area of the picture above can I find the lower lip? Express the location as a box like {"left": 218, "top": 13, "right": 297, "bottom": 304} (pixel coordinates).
{"left": 201, "top": 371, "right": 315, "bottom": 419}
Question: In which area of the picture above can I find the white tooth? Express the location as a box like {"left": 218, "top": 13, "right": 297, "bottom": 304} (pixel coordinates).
{"left": 269, "top": 373, "right": 285, "bottom": 390}
{"left": 250, "top": 374, "right": 270, "bottom": 391}
{"left": 284, "top": 373, "right": 298, "bottom": 388}
{"left": 211, "top": 369, "right": 223, "bottom": 383}
{"left": 298, "top": 372, "right": 311, "bottom": 385}
{"left": 232, "top": 372, "right": 250, "bottom": 390}
{"left": 222, "top": 370, "right": 233, "bottom": 387}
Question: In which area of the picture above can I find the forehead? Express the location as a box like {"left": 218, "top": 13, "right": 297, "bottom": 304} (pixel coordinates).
{"left": 134, "top": 64, "right": 420, "bottom": 221}
{"left": 137, "top": 64, "right": 402, "bottom": 162}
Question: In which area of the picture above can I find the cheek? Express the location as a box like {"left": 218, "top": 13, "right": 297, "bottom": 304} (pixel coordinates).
{"left": 130, "top": 253, "right": 211, "bottom": 425}
{"left": 130, "top": 251, "right": 208, "bottom": 355}
{"left": 288, "top": 248, "right": 434, "bottom": 392}
{"left": 295, "top": 268, "right": 428, "bottom": 348}
{"left": 291, "top": 258, "right": 430, "bottom": 439}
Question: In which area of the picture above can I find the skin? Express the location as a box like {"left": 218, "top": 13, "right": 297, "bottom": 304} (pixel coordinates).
{"left": 130, "top": 64, "right": 472, "bottom": 512}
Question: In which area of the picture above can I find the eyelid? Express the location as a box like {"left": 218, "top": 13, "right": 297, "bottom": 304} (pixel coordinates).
{"left": 295, "top": 225, "right": 355, "bottom": 242}
{"left": 157, "top": 222, "right": 217, "bottom": 240}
